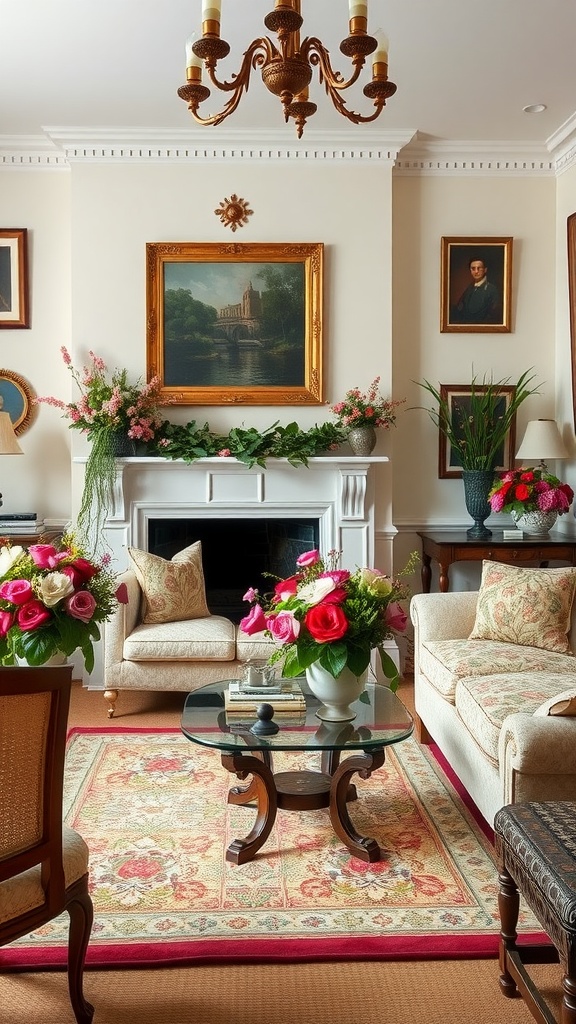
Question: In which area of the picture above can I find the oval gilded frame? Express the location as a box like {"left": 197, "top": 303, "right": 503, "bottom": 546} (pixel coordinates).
{"left": 0, "top": 368, "right": 36, "bottom": 434}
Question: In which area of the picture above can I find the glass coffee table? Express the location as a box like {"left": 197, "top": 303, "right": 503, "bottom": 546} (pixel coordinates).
{"left": 180, "top": 678, "right": 414, "bottom": 865}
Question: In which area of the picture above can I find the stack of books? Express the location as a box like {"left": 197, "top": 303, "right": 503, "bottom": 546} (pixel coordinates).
{"left": 224, "top": 678, "right": 307, "bottom": 715}
{"left": 0, "top": 513, "right": 43, "bottom": 536}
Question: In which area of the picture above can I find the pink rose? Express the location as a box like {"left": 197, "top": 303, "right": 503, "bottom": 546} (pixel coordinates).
{"left": 242, "top": 587, "right": 259, "bottom": 603}
{"left": 239, "top": 603, "right": 268, "bottom": 635}
{"left": 320, "top": 570, "right": 350, "bottom": 586}
{"left": 319, "top": 587, "right": 347, "bottom": 605}
{"left": 266, "top": 610, "right": 300, "bottom": 645}
{"left": 115, "top": 582, "right": 129, "bottom": 604}
{"left": 385, "top": 601, "right": 408, "bottom": 633}
{"left": 0, "top": 579, "right": 33, "bottom": 605}
{"left": 17, "top": 600, "right": 51, "bottom": 631}
{"left": 28, "top": 544, "right": 69, "bottom": 569}
{"left": 296, "top": 549, "right": 320, "bottom": 568}
{"left": 0, "top": 610, "right": 14, "bottom": 636}
{"left": 489, "top": 491, "right": 506, "bottom": 512}
{"left": 65, "top": 590, "right": 97, "bottom": 622}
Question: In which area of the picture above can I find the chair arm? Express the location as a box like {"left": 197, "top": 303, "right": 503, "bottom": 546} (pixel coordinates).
{"left": 410, "top": 591, "right": 479, "bottom": 643}
{"left": 104, "top": 569, "right": 141, "bottom": 671}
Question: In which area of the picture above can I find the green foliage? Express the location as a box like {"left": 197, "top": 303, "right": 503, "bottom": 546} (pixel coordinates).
{"left": 152, "top": 419, "right": 347, "bottom": 467}
{"left": 418, "top": 370, "right": 540, "bottom": 471}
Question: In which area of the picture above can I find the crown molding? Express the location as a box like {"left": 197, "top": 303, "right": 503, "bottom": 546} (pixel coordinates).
{"left": 394, "top": 138, "right": 555, "bottom": 177}
{"left": 0, "top": 127, "right": 573, "bottom": 176}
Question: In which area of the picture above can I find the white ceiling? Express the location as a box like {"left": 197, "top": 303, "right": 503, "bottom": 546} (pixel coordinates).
{"left": 1, "top": 0, "right": 576, "bottom": 153}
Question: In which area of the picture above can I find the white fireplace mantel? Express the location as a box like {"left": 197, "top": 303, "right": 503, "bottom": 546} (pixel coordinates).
{"left": 74, "top": 454, "right": 390, "bottom": 574}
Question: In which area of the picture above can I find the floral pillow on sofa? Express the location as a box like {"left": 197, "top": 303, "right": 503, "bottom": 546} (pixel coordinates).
{"left": 469, "top": 559, "right": 576, "bottom": 654}
{"left": 128, "top": 541, "right": 210, "bottom": 624}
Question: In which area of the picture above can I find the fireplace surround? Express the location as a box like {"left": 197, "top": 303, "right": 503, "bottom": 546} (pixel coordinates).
{"left": 73, "top": 454, "right": 393, "bottom": 686}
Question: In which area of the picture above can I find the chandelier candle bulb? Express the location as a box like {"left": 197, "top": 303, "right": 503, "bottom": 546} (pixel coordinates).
{"left": 185, "top": 34, "right": 203, "bottom": 72}
{"left": 372, "top": 29, "right": 389, "bottom": 70}
{"left": 349, "top": 1, "right": 368, "bottom": 18}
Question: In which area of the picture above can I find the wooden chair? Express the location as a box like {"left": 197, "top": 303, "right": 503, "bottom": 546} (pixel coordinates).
{"left": 0, "top": 666, "right": 94, "bottom": 1023}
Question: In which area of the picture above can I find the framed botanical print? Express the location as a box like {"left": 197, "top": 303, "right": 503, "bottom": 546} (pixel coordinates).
{"left": 0, "top": 229, "right": 30, "bottom": 329}
{"left": 146, "top": 241, "right": 323, "bottom": 405}
{"left": 440, "top": 236, "right": 512, "bottom": 333}
{"left": 438, "top": 383, "right": 517, "bottom": 478}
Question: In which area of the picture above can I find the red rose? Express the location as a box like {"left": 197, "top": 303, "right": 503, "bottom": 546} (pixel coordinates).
{"left": 17, "top": 600, "right": 51, "bottom": 631}
{"left": 239, "top": 603, "right": 267, "bottom": 635}
{"left": 68, "top": 557, "right": 99, "bottom": 583}
{"left": 520, "top": 471, "right": 535, "bottom": 482}
{"left": 0, "top": 610, "right": 14, "bottom": 636}
{"left": 515, "top": 483, "right": 530, "bottom": 501}
{"left": 304, "top": 603, "right": 349, "bottom": 643}
{"left": 274, "top": 576, "right": 299, "bottom": 601}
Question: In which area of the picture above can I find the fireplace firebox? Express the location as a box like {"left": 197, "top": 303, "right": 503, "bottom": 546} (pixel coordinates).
{"left": 148, "top": 517, "right": 319, "bottom": 621}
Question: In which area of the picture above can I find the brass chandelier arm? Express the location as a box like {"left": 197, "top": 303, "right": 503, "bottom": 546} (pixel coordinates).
{"left": 301, "top": 37, "right": 366, "bottom": 93}
{"left": 205, "top": 37, "right": 278, "bottom": 92}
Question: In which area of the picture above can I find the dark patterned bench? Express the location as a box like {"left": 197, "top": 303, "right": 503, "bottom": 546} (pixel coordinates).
{"left": 494, "top": 801, "right": 576, "bottom": 1024}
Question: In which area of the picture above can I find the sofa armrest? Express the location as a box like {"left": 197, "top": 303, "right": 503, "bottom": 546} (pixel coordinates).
{"left": 104, "top": 569, "right": 141, "bottom": 672}
{"left": 499, "top": 711, "right": 576, "bottom": 806}
{"left": 410, "top": 591, "right": 479, "bottom": 642}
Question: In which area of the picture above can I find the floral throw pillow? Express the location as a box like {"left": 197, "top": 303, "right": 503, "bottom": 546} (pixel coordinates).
{"left": 469, "top": 560, "right": 576, "bottom": 654}
{"left": 128, "top": 541, "right": 210, "bottom": 624}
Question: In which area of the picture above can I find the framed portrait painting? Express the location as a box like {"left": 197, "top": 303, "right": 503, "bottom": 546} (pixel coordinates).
{"left": 146, "top": 241, "right": 323, "bottom": 405}
{"left": 0, "top": 229, "right": 30, "bottom": 329}
{"left": 0, "top": 369, "right": 35, "bottom": 434}
{"left": 438, "top": 383, "right": 517, "bottom": 478}
{"left": 440, "top": 236, "right": 512, "bottom": 333}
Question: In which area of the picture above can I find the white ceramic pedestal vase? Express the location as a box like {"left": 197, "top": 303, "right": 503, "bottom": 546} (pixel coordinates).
{"left": 511, "top": 509, "right": 558, "bottom": 536}
{"left": 15, "top": 652, "right": 68, "bottom": 667}
{"left": 305, "top": 663, "right": 368, "bottom": 722}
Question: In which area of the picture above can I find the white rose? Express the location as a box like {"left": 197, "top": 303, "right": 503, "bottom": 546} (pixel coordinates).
{"left": 298, "top": 577, "right": 336, "bottom": 606}
{"left": 39, "top": 571, "right": 75, "bottom": 607}
{"left": 0, "top": 545, "right": 25, "bottom": 576}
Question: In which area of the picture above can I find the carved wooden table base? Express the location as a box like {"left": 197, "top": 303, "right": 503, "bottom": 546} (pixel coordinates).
{"left": 221, "top": 746, "right": 386, "bottom": 864}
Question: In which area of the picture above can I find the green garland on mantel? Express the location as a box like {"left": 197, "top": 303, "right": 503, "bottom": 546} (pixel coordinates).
{"left": 149, "top": 419, "right": 349, "bottom": 468}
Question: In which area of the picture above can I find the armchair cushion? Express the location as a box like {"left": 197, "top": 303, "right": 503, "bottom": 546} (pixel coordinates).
{"left": 128, "top": 541, "right": 210, "bottom": 624}
{"left": 469, "top": 560, "right": 576, "bottom": 654}
{"left": 123, "top": 615, "right": 236, "bottom": 661}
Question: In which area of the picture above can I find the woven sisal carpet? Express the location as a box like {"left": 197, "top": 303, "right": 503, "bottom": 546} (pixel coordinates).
{"left": 3, "top": 727, "right": 541, "bottom": 969}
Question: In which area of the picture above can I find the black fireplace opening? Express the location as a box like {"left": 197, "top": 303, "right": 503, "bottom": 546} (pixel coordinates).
{"left": 147, "top": 518, "right": 320, "bottom": 622}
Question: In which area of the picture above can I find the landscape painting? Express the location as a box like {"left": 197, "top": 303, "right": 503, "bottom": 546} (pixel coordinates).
{"left": 146, "top": 242, "right": 323, "bottom": 405}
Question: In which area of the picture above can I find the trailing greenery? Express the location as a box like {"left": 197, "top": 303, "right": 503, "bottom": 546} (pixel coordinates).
{"left": 417, "top": 370, "right": 541, "bottom": 471}
{"left": 151, "top": 419, "right": 348, "bottom": 467}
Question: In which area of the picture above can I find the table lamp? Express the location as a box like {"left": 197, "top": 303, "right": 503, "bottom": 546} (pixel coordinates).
{"left": 0, "top": 411, "right": 23, "bottom": 507}
{"left": 515, "top": 418, "right": 568, "bottom": 472}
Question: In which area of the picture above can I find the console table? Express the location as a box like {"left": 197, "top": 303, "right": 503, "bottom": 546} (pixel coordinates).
{"left": 418, "top": 530, "right": 576, "bottom": 593}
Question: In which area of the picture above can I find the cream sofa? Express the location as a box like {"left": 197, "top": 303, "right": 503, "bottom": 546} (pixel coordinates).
{"left": 410, "top": 587, "right": 576, "bottom": 826}
{"left": 103, "top": 569, "right": 276, "bottom": 717}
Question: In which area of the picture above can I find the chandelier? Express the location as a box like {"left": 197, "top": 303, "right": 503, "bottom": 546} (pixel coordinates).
{"left": 178, "top": 1, "right": 397, "bottom": 139}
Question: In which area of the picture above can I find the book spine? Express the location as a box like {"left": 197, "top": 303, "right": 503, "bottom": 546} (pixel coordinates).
{"left": 225, "top": 702, "right": 307, "bottom": 713}
{"left": 0, "top": 513, "right": 37, "bottom": 521}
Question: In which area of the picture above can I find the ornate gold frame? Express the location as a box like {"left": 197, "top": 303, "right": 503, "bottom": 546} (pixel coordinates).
{"left": 568, "top": 213, "right": 576, "bottom": 428}
{"left": 438, "top": 383, "right": 516, "bottom": 478}
{"left": 0, "top": 229, "right": 30, "bottom": 329}
{"left": 440, "top": 236, "right": 513, "bottom": 333}
{"left": 0, "top": 368, "right": 36, "bottom": 434}
{"left": 146, "top": 241, "right": 323, "bottom": 406}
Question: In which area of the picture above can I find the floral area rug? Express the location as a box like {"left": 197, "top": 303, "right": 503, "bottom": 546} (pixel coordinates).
{"left": 4, "top": 728, "right": 542, "bottom": 969}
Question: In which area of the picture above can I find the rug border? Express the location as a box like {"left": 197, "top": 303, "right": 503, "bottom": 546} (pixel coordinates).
{"left": 3, "top": 726, "right": 545, "bottom": 971}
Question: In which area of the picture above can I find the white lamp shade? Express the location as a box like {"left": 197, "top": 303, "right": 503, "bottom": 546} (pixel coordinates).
{"left": 516, "top": 419, "right": 568, "bottom": 461}
{"left": 0, "top": 412, "right": 23, "bottom": 455}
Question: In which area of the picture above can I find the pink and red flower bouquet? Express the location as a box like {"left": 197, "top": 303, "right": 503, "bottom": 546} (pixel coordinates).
{"left": 489, "top": 467, "right": 574, "bottom": 517}
{"left": 240, "top": 548, "right": 418, "bottom": 690}
{"left": 0, "top": 532, "right": 128, "bottom": 672}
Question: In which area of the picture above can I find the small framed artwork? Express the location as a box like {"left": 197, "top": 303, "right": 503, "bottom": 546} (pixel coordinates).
{"left": 0, "top": 229, "right": 30, "bottom": 329}
{"left": 0, "top": 369, "right": 35, "bottom": 434}
{"left": 438, "top": 383, "right": 517, "bottom": 479}
{"left": 146, "top": 241, "right": 324, "bottom": 405}
{"left": 440, "top": 236, "right": 512, "bottom": 333}
{"left": 567, "top": 213, "right": 576, "bottom": 429}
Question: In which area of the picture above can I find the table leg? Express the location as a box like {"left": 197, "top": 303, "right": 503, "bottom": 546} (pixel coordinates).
{"left": 221, "top": 752, "right": 277, "bottom": 865}
{"left": 438, "top": 560, "right": 450, "bottom": 593}
{"left": 329, "top": 748, "right": 386, "bottom": 862}
{"left": 421, "top": 553, "right": 432, "bottom": 594}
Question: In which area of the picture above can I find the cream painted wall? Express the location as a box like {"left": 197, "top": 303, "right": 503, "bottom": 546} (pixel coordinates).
{"left": 0, "top": 169, "right": 72, "bottom": 520}
{"left": 67, "top": 159, "right": 396, "bottom": 550}
{"left": 391, "top": 172, "right": 560, "bottom": 591}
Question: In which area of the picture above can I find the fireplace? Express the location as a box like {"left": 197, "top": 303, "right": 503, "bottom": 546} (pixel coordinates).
{"left": 148, "top": 516, "right": 320, "bottom": 621}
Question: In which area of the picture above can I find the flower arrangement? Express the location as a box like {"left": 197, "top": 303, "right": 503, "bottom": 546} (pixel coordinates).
{"left": 35, "top": 347, "right": 168, "bottom": 546}
{"left": 489, "top": 467, "right": 574, "bottom": 516}
{"left": 331, "top": 377, "right": 405, "bottom": 429}
{"left": 239, "top": 548, "right": 418, "bottom": 690}
{"left": 418, "top": 370, "right": 540, "bottom": 470}
{"left": 36, "top": 346, "right": 165, "bottom": 443}
{"left": 0, "top": 532, "right": 128, "bottom": 672}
